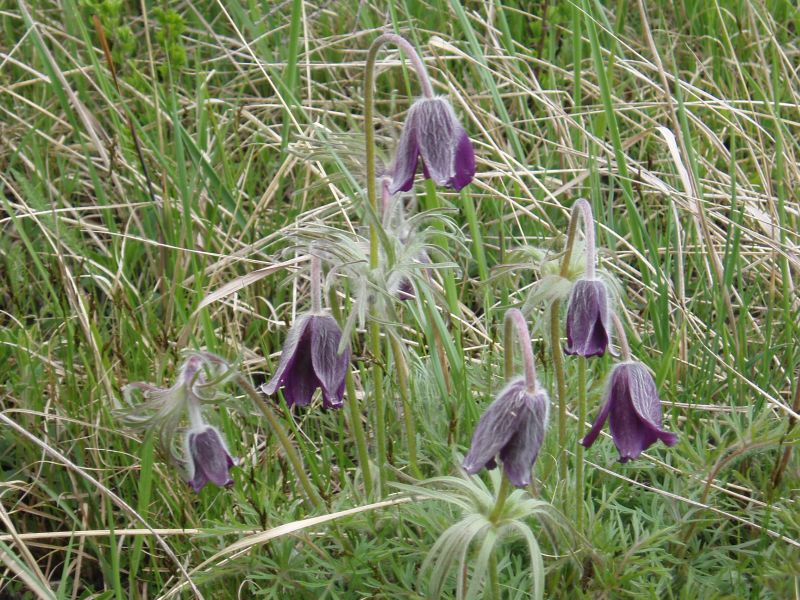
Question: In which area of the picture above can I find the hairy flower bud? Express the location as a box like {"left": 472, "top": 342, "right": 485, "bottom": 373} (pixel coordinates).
{"left": 262, "top": 314, "right": 350, "bottom": 409}
{"left": 463, "top": 377, "right": 550, "bottom": 487}
{"left": 581, "top": 361, "right": 678, "bottom": 462}
{"left": 564, "top": 278, "right": 612, "bottom": 358}
{"left": 389, "top": 97, "right": 475, "bottom": 194}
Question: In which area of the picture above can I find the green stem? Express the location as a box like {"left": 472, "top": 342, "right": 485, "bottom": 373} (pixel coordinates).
{"left": 371, "top": 320, "right": 387, "bottom": 496}
{"left": 237, "top": 376, "right": 324, "bottom": 511}
{"left": 389, "top": 334, "right": 422, "bottom": 478}
{"left": 329, "top": 289, "right": 373, "bottom": 496}
{"left": 576, "top": 356, "right": 587, "bottom": 533}
{"left": 488, "top": 551, "right": 501, "bottom": 600}
{"left": 550, "top": 300, "right": 567, "bottom": 482}
{"left": 489, "top": 475, "right": 512, "bottom": 523}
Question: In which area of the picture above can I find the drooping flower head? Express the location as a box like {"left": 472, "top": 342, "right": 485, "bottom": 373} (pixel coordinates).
{"left": 564, "top": 277, "right": 612, "bottom": 357}
{"left": 184, "top": 425, "right": 237, "bottom": 492}
{"left": 262, "top": 313, "right": 350, "bottom": 409}
{"left": 463, "top": 309, "right": 549, "bottom": 487}
{"left": 389, "top": 97, "right": 475, "bottom": 194}
{"left": 463, "top": 377, "right": 550, "bottom": 487}
{"left": 581, "top": 361, "right": 678, "bottom": 462}
{"left": 119, "top": 352, "right": 235, "bottom": 465}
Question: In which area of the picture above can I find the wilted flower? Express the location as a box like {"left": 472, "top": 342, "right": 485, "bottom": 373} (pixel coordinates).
{"left": 389, "top": 97, "right": 475, "bottom": 194}
{"left": 581, "top": 361, "right": 678, "bottom": 462}
{"left": 185, "top": 425, "right": 237, "bottom": 492}
{"left": 564, "top": 278, "right": 612, "bottom": 357}
{"left": 463, "top": 377, "right": 550, "bottom": 487}
{"left": 262, "top": 314, "right": 350, "bottom": 408}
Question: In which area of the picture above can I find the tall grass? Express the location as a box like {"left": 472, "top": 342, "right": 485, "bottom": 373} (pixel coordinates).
{"left": 1, "top": 0, "right": 798, "bottom": 597}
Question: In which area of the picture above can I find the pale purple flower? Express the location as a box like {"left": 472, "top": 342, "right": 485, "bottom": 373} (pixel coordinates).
{"left": 389, "top": 97, "right": 475, "bottom": 194}
{"left": 581, "top": 362, "right": 678, "bottom": 462}
{"left": 564, "top": 278, "right": 612, "bottom": 358}
{"left": 262, "top": 314, "right": 350, "bottom": 409}
{"left": 185, "top": 425, "right": 237, "bottom": 492}
{"left": 463, "top": 377, "right": 550, "bottom": 487}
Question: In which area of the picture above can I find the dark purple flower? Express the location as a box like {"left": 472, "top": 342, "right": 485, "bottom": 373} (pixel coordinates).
{"left": 581, "top": 362, "right": 678, "bottom": 462}
{"left": 462, "top": 377, "right": 549, "bottom": 487}
{"left": 564, "top": 278, "right": 612, "bottom": 358}
{"left": 389, "top": 97, "right": 476, "bottom": 194}
{"left": 262, "top": 314, "right": 350, "bottom": 409}
{"left": 185, "top": 425, "right": 236, "bottom": 492}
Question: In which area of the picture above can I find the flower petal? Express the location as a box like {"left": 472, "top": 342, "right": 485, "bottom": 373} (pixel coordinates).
{"left": 389, "top": 109, "right": 421, "bottom": 195}
{"left": 416, "top": 98, "right": 460, "bottom": 187}
{"left": 498, "top": 389, "right": 549, "bottom": 487}
{"left": 281, "top": 327, "right": 319, "bottom": 407}
{"left": 448, "top": 127, "right": 476, "bottom": 191}
{"left": 309, "top": 316, "right": 350, "bottom": 409}
{"left": 463, "top": 378, "right": 528, "bottom": 475}
{"left": 565, "top": 279, "right": 610, "bottom": 357}
{"left": 580, "top": 384, "right": 613, "bottom": 449}
{"left": 263, "top": 314, "right": 312, "bottom": 395}
{"left": 187, "top": 426, "right": 235, "bottom": 490}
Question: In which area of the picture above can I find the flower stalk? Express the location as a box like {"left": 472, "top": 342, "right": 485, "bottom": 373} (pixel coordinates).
{"left": 237, "top": 375, "right": 325, "bottom": 511}
{"left": 364, "top": 34, "right": 435, "bottom": 496}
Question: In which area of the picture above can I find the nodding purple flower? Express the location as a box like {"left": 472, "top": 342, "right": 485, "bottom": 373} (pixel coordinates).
{"left": 389, "top": 97, "right": 475, "bottom": 194}
{"left": 581, "top": 361, "right": 678, "bottom": 462}
{"left": 564, "top": 278, "right": 612, "bottom": 358}
{"left": 185, "top": 425, "right": 237, "bottom": 492}
{"left": 463, "top": 377, "right": 550, "bottom": 487}
{"left": 262, "top": 314, "right": 350, "bottom": 409}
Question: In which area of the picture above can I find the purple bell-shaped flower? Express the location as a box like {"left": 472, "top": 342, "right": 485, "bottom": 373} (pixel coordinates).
{"left": 564, "top": 278, "right": 612, "bottom": 357}
{"left": 262, "top": 314, "right": 351, "bottom": 409}
{"left": 185, "top": 425, "right": 237, "bottom": 492}
{"left": 389, "top": 97, "right": 475, "bottom": 194}
{"left": 581, "top": 361, "right": 678, "bottom": 462}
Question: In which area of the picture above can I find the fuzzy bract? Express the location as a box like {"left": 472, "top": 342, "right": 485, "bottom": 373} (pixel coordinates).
{"left": 389, "top": 97, "right": 475, "bottom": 194}
{"left": 581, "top": 361, "right": 678, "bottom": 462}
{"left": 262, "top": 314, "right": 350, "bottom": 409}
{"left": 564, "top": 278, "right": 612, "bottom": 358}
{"left": 462, "top": 377, "right": 549, "bottom": 487}
{"left": 185, "top": 425, "right": 237, "bottom": 492}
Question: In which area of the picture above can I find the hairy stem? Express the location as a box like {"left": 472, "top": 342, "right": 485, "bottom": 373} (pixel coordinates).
{"left": 610, "top": 312, "right": 632, "bottom": 361}
{"left": 237, "top": 376, "right": 324, "bottom": 511}
{"left": 576, "top": 356, "right": 587, "bottom": 532}
{"left": 503, "top": 309, "right": 537, "bottom": 392}
{"left": 310, "top": 254, "right": 322, "bottom": 314}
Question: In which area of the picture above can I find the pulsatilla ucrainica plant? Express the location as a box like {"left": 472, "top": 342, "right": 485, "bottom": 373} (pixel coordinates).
{"left": 398, "top": 309, "right": 557, "bottom": 600}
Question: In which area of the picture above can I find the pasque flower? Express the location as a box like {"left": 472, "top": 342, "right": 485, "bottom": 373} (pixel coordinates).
{"left": 463, "top": 377, "right": 550, "bottom": 487}
{"left": 581, "top": 361, "right": 678, "bottom": 462}
{"left": 564, "top": 278, "right": 612, "bottom": 357}
{"left": 463, "top": 309, "right": 549, "bottom": 487}
{"left": 185, "top": 425, "right": 237, "bottom": 492}
{"left": 262, "top": 313, "right": 350, "bottom": 408}
{"left": 389, "top": 97, "right": 476, "bottom": 194}
{"left": 262, "top": 256, "right": 350, "bottom": 409}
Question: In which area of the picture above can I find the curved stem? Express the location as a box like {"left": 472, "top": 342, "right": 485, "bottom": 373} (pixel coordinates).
{"left": 310, "top": 254, "right": 322, "bottom": 314}
{"left": 561, "top": 198, "right": 597, "bottom": 279}
{"left": 186, "top": 396, "right": 204, "bottom": 429}
{"left": 503, "top": 309, "right": 537, "bottom": 392}
{"left": 237, "top": 375, "right": 325, "bottom": 511}
{"left": 610, "top": 312, "right": 632, "bottom": 361}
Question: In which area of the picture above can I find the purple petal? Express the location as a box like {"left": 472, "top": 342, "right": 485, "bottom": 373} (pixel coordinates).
{"left": 389, "top": 108, "right": 420, "bottom": 195}
{"left": 463, "top": 378, "right": 528, "bottom": 475}
{"left": 605, "top": 363, "right": 678, "bottom": 461}
{"left": 498, "top": 389, "right": 549, "bottom": 487}
{"left": 187, "top": 426, "right": 235, "bottom": 490}
{"left": 281, "top": 327, "right": 319, "bottom": 407}
{"left": 580, "top": 386, "right": 613, "bottom": 449}
{"left": 415, "top": 98, "right": 460, "bottom": 187}
{"left": 309, "top": 316, "right": 350, "bottom": 409}
{"left": 448, "top": 128, "right": 476, "bottom": 191}
{"left": 263, "top": 315, "right": 312, "bottom": 395}
{"left": 564, "top": 279, "right": 610, "bottom": 358}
